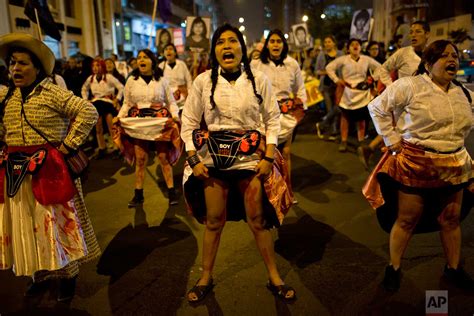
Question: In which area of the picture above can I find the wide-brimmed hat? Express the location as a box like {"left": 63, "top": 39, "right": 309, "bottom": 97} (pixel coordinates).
{"left": 0, "top": 33, "right": 55, "bottom": 75}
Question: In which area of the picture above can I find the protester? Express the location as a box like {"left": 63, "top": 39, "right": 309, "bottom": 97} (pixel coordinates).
{"left": 0, "top": 33, "right": 100, "bottom": 301}
{"left": 364, "top": 40, "right": 474, "bottom": 291}
{"left": 181, "top": 24, "right": 294, "bottom": 303}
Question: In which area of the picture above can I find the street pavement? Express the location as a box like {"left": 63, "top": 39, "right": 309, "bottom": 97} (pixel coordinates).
{"left": 0, "top": 108, "right": 473, "bottom": 315}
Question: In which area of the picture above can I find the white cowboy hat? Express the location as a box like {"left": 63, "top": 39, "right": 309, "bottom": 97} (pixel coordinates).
{"left": 0, "top": 33, "right": 55, "bottom": 75}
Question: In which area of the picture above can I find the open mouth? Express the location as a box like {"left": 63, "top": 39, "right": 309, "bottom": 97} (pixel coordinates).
{"left": 13, "top": 73, "right": 23, "bottom": 80}
{"left": 446, "top": 64, "right": 458, "bottom": 74}
{"left": 222, "top": 52, "right": 234, "bottom": 61}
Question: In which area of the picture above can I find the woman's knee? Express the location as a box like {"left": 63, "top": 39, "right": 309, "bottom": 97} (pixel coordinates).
{"left": 157, "top": 153, "right": 169, "bottom": 165}
{"left": 396, "top": 215, "right": 420, "bottom": 232}
{"left": 438, "top": 209, "right": 460, "bottom": 230}
{"left": 247, "top": 213, "right": 266, "bottom": 232}
{"left": 205, "top": 215, "right": 225, "bottom": 232}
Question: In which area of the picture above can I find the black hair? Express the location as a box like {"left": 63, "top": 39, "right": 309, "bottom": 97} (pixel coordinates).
{"left": 189, "top": 17, "right": 208, "bottom": 37}
{"left": 163, "top": 43, "right": 178, "bottom": 55}
{"left": 209, "top": 23, "right": 262, "bottom": 109}
{"left": 396, "top": 15, "right": 404, "bottom": 24}
{"left": 127, "top": 57, "right": 136, "bottom": 64}
{"left": 132, "top": 49, "right": 163, "bottom": 81}
{"left": 260, "top": 29, "right": 289, "bottom": 64}
{"left": 354, "top": 9, "right": 370, "bottom": 25}
{"left": 411, "top": 20, "right": 430, "bottom": 33}
{"left": 415, "top": 40, "right": 458, "bottom": 76}
{"left": 347, "top": 38, "right": 362, "bottom": 48}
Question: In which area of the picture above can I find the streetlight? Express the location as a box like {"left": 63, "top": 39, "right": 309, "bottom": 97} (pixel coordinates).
{"left": 284, "top": 33, "right": 289, "bottom": 39}
{"left": 239, "top": 17, "right": 244, "bottom": 23}
{"left": 239, "top": 25, "right": 246, "bottom": 32}
{"left": 302, "top": 15, "right": 309, "bottom": 22}
{"left": 320, "top": 13, "right": 326, "bottom": 19}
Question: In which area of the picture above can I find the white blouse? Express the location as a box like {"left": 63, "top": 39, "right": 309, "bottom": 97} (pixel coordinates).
{"left": 118, "top": 75, "right": 179, "bottom": 119}
{"left": 159, "top": 59, "right": 193, "bottom": 93}
{"left": 375, "top": 46, "right": 421, "bottom": 86}
{"left": 81, "top": 74, "right": 124, "bottom": 103}
{"left": 368, "top": 74, "right": 473, "bottom": 152}
{"left": 181, "top": 68, "right": 280, "bottom": 169}
{"left": 326, "top": 54, "right": 381, "bottom": 110}
{"left": 250, "top": 56, "right": 307, "bottom": 104}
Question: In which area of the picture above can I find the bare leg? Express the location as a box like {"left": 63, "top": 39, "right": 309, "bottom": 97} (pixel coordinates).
{"left": 356, "top": 119, "right": 366, "bottom": 142}
{"left": 389, "top": 189, "right": 424, "bottom": 269}
{"left": 96, "top": 116, "right": 106, "bottom": 150}
{"left": 134, "top": 144, "right": 148, "bottom": 189}
{"left": 438, "top": 189, "right": 463, "bottom": 269}
{"left": 239, "top": 176, "right": 294, "bottom": 299}
{"left": 340, "top": 113, "right": 349, "bottom": 142}
{"left": 188, "top": 177, "right": 228, "bottom": 301}
{"left": 156, "top": 143, "right": 174, "bottom": 189}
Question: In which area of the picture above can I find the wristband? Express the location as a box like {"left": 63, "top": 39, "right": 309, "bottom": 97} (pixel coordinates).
{"left": 187, "top": 154, "right": 201, "bottom": 168}
{"left": 262, "top": 156, "right": 274, "bottom": 163}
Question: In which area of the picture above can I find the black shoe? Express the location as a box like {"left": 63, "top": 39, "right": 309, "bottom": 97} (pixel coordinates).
{"left": 128, "top": 189, "right": 144, "bottom": 208}
{"left": 111, "top": 149, "right": 121, "bottom": 160}
{"left": 444, "top": 265, "right": 474, "bottom": 290}
{"left": 24, "top": 279, "right": 50, "bottom": 297}
{"left": 382, "top": 265, "right": 401, "bottom": 292}
{"left": 57, "top": 276, "right": 77, "bottom": 302}
{"left": 95, "top": 148, "right": 107, "bottom": 160}
{"left": 168, "top": 188, "right": 179, "bottom": 205}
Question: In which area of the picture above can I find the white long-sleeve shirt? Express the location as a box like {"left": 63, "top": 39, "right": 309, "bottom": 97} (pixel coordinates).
{"left": 368, "top": 74, "right": 473, "bottom": 152}
{"left": 251, "top": 56, "right": 307, "bottom": 141}
{"left": 118, "top": 75, "right": 179, "bottom": 119}
{"left": 326, "top": 54, "right": 381, "bottom": 110}
{"left": 181, "top": 69, "right": 281, "bottom": 170}
{"left": 159, "top": 59, "right": 193, "bottom": 93}
{"left": 81, "top": 74, "right": 124, "bottom": 103}
{"left": 251, "top": 56, "right": 307, "bottom": 104}
{"left": 374, "top": 46, "right": 421, "bottom": 86}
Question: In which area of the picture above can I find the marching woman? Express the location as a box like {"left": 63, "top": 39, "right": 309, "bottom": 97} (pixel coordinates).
{"left": 326, "top": 39, "right": 381, "bottom": 152}
{"left": 159, "top": 43, "right": 193, "bottom": 110}
{"left": 81, "top": 59, "right": 124, "bottom": 159}
{"left": 364, "top": 40, "right": 474, "bottom": 291}
{"left": 181, "top": 24, "right": 294, "bottom": 303}
{"left": 115, "top": 49, "right": 181, "bottom": 206}
{"left": 0, "top": 33, "right": 100, "bottom": 301}
{"left": 251, "top": 29, "right": 307, "bottom": 191}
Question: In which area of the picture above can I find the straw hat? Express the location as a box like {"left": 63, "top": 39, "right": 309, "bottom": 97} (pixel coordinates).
{"left": 0, "top": 33, "right": 55, "bottom": 75}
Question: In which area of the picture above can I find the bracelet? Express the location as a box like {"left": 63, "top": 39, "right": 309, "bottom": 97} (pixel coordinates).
{"left": 187, "top": 154, "right": 201, "bottom": 168}
{"left": 262, "top": 156, "right": 274, "bottom": 163}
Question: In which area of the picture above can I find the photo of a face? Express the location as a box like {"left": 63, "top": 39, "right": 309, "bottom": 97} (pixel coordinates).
{"left": 350, "top": 9, "right": 372, "bottom": 42}
{"left": 291, "top": 23, "right": 309, "bottom": 48}
{"left": 185, "top": 16, "right": 211, "bottom": 53}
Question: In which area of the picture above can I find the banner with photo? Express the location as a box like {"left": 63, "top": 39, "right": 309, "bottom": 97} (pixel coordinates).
{"left": 185, "top": 16, "right": 211, "bottom": 53}
{"left": 304, "top": 79, "right": 324, "bottom": 107}
{"left": 350, "top": 9, "right": 373, "bottom": 42}
{"left": 156, "top": 28, "right": 174, "bottom": 55}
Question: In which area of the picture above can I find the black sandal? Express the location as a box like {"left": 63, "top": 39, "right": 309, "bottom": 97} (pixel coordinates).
{"left": 266, "top": 280, "right": 296, "bottom": 302}
{"left": 187, "top": 278, "right": 214, "bottom": 303}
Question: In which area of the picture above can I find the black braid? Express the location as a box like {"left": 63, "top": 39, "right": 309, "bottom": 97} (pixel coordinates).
{"left": 242, "top": 56, "right": 263, "bottom": 104}
{"left": 209, "top": 64, "right": 219, "bottom": 109}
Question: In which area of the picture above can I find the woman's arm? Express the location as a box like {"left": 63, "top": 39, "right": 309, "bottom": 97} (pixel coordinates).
{"left": 368, "top": 77, "right": 413, "bottom": 147}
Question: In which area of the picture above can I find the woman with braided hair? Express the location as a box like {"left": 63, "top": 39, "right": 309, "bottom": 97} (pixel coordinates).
{"left": 181, "top": 24, "right": 295, "bottom": 303}
{"left": 251, "top": 29, "right": 307, "bottom": 198}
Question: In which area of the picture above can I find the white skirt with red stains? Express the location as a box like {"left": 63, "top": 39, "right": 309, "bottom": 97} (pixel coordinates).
{"left": 0, "top": 176, "right": 88, "bottom": 276}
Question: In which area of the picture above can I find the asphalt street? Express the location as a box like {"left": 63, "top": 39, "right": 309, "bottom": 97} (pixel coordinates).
{"left": 0, "top": 108, "right": 473, "bottom": 315}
